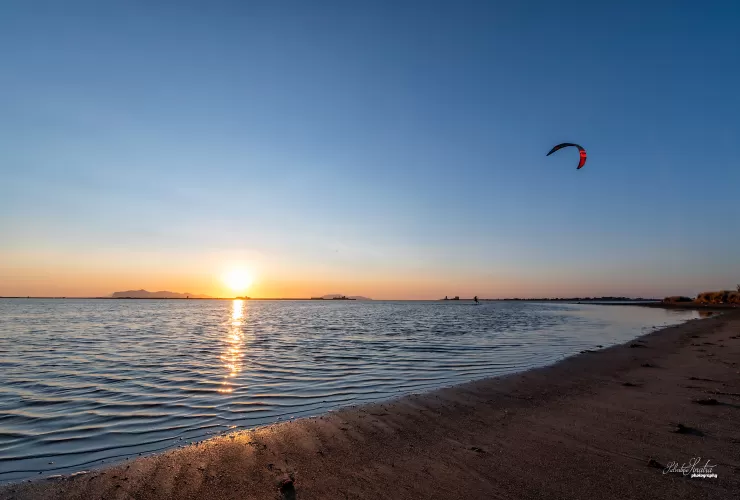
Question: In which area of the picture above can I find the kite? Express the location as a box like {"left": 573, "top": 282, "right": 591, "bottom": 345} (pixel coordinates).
{"left": 546, "top": 143, "right": 587, "bottom": 169}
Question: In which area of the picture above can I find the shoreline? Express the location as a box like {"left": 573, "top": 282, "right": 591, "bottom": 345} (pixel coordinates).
{"left": 3, "top": 297, "right": 736, "bottom": 310}
{"left": 586, "top": 301, "right": 739, "bottom": 311}
{"left": 2, "top": 312, "right": 739, "bottom": 499}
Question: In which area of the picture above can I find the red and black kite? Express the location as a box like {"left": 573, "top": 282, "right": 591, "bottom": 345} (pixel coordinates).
{"left": 546, "top": 143, "right": 587, "bottom": 169}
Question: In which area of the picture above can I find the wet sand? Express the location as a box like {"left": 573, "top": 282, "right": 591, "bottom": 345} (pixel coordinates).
{"left": 3, "top": 312, "right": 739, "bottom": 500}
{"left": 605, "top": 301, "right": 739, "bottom": 311}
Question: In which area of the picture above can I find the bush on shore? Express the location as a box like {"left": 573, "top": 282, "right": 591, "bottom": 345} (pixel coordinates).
{"left": 695, "top": 290, "right": 740, "bottom": 304}
{"left": 662, "top": 296, "right": 693, "bottom": 303}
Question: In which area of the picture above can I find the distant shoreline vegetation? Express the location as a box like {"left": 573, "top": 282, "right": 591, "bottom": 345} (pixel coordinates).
{"left": 664, "top": 289, "right": 740, "bottom": 305}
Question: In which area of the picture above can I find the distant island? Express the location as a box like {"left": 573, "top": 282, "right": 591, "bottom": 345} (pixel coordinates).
{"left": 104, "top": 291, "right": 373, "bottom": 300}
{"left": 310, "top": 294, "right": 372, "bottom": 301}
{"left": 110, "top": 290, "right": 213, "bottom": 299}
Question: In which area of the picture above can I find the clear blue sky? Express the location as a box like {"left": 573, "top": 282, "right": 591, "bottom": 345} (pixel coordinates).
{"left": 1, "top": 0, "right": 738, "bottom": 298}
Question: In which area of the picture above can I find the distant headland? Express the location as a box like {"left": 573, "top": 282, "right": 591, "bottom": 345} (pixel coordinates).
{"left": 310, "top": 294, "right": 372, "bottom": 301}
{"left": 105, "top": 291, "right": 373, "bottom": 300}
{"left": 110, "top": 290, "right": 213, "bottom": 299}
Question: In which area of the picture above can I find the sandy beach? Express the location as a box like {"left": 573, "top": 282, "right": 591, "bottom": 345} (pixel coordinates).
{"left": 2, "top": 310, "right": 738, "bottom": 500}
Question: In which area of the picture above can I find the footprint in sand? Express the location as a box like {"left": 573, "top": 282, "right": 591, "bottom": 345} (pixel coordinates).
{"left": 277, "top": 473, "right": 296, "bottom": 500}
{"left": 688, "top": 376, "right": 720, "bottom": 382}
{"left": 673, "top": 423, "right": 704, "bottom": 436}
{"left": 693, "top": 398, "right": 719, "bottom": 405}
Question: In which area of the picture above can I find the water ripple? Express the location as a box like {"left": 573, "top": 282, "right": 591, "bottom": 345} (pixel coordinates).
{"left": 0, "top": 299, "right": 697, "bottom": 482}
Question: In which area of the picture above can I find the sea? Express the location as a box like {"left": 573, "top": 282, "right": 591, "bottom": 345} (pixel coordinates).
{"left": 0, "top": 299, "right": 699, "bottom": 482}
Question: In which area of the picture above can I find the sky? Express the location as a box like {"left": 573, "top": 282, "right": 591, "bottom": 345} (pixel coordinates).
{"left": 1, "top": 0, "right": 738, "bottom": 299}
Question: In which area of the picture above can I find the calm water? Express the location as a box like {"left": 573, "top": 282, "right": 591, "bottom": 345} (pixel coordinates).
{"left": 0, "top": 299, "right": 698, "bottom": 482}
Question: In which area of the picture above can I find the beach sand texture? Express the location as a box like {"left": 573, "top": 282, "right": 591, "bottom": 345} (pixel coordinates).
{"left": 2, "top": 311, "right": 738, "bottom": 500}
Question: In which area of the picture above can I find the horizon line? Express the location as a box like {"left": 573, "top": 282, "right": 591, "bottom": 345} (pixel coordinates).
{"left": 0, "top": 296, "right": 661, "bottom": 301}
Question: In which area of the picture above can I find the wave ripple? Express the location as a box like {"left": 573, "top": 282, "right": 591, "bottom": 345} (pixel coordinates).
{"left": 0, "top": 299, "right": 697, "bottom": 482}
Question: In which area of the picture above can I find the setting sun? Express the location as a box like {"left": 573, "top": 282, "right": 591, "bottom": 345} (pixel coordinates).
{"left": 222, "top": 269, "right": 253, "bottom": 295}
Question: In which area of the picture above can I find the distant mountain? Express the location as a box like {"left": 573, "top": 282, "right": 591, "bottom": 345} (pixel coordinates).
{"left": 317, "top": 294, "right": 372, "bottom": 300}
{"left": 110, "top": 289, "right": 212, "bottom": 299}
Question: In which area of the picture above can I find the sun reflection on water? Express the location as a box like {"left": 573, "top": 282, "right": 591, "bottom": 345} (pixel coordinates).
{"left": 218, "top": 299, "right": 246, "bottom": 394}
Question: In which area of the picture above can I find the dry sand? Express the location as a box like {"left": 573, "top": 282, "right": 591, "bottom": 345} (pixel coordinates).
{"left": 2, "top": 311, "right": 738, "bottom": 500}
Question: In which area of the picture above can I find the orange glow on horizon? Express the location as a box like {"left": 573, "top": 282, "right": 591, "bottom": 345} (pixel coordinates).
{"left": 0, "top": 249, "right": 725, "bottom": 300}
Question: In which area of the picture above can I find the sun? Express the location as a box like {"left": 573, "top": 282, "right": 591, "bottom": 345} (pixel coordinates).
{"left": 223, "top": 269, "right": 253, "bottom": 295}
